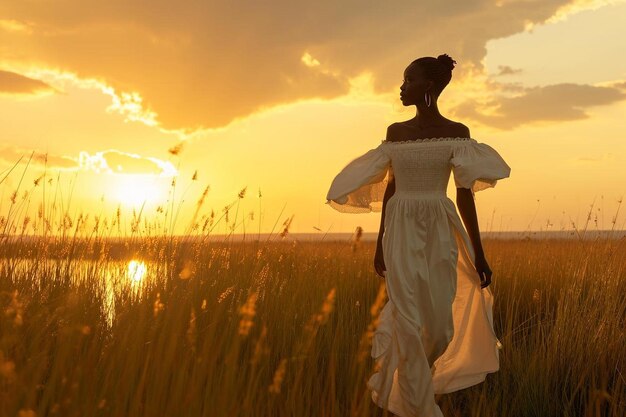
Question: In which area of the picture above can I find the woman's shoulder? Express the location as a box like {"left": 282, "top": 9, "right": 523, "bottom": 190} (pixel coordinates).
{"left": 385, "top": 120, "right": 471, "bottom": 142}
{"left": 384, "top": 123, "right": 404, "bottom": 141}
{"left": 452, "top": 122, "right": 471, "bottom": 138}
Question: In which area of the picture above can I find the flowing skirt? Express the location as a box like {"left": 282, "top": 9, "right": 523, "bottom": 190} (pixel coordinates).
{"left": 367, "top": 193, "right": 501, "bottom": 417}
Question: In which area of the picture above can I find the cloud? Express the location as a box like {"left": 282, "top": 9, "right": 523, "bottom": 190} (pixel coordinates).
{"left": 0, "top": 146, "right": 177, "bottom": 176}
{"left": 0, "top": 145, "right": 75, "bottom": 168}
{"left": 494, "top": 65, "right": 523, "bottom": 76}
{"left": 78, "top": 150, "right": 177, "bottom": 176}
{"left": 0, "top": 70, "right": 57, "bottom": 95}
{"left": 0, "top": 19, "right": 33, "bottom": 34}
{"left": 613, "top": 81, "right": 626, "bottom": 91}
{"left": 452, "top": 82, "right": 626, "bottom": 129}
{"left": 0, "top": 0, "right": 590, "bottom": 131}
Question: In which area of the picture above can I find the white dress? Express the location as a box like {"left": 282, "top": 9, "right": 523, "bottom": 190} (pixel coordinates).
{"left": 326, "top": 137, "right": 511, "bottom": 417}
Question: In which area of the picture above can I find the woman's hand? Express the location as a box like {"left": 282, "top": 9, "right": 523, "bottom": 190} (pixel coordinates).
{"left": 374, "top": 242, "right": 386, "bottom": 278}
{"left": 474, "top": 255, "right": 493, "bottom": 288}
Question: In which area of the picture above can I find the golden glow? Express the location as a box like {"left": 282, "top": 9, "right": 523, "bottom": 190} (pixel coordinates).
{"left": 127, "top": 260, "right": 147, "bottom": 282}
{"left": 0, "top": 19, "right": 33, "bottom": 34}
{"left": 113, "top": 175, "right": 164, "bottom": 207}
{"left": 1, "top": 2, "right": 626, "bottom": 235}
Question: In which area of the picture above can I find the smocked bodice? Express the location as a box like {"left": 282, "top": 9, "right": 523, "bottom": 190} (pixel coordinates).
{"left": 380, "top": 138, "right": 473, "bottom": 195}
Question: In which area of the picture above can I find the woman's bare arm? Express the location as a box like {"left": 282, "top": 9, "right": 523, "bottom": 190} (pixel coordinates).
{"left": 374, "top": 176, "right": 395, "bottom": 277}
{"left": 377, "top": 177, "right": 396, "bottom": 245}
{"left": 455, "top": 187, "right": 484, "bottom": 259}
{"left": 456, "top": 187, "right": 493, "bottom": 288}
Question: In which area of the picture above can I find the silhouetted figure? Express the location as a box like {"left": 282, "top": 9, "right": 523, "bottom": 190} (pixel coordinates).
{"left": 326, "top": 54, "right": 511, "bottom": 417}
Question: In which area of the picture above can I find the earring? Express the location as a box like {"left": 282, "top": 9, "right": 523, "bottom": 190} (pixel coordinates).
{"left": 424, "top": 92, "right": 431, "bottom": 107}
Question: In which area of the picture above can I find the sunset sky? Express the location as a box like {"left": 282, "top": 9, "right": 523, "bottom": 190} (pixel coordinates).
{"left": 1, "top": 0, "right": 625, "bottom": 236}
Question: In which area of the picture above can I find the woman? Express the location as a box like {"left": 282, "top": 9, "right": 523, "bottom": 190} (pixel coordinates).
{"left": 326, "top": 54, "right": 511, "bottom": 417}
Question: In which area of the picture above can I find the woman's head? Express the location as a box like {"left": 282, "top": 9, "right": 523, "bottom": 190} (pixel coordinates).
{"left": 400, "top": 54, "right": 457, "bottom": 106}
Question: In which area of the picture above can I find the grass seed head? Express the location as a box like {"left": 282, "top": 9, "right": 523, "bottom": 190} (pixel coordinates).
{"left": 168, "top": 142, "right": 184, "bottom": 156}
{"left": 238, "top": 292, "right": 258, "bottom": 336}
{"left": 0, "top": 352, "right": 16, "bottom": 381}
{"left": 153, "top": 293, "right": 165, "bottom": 317}
{"left": 187, "top": 308, "right": 197, "bottom": 352}
{"left": 5, "top": 290, "right": 24, "bottom": 326}
{"left": 317, "top": 287, "right": 336, "bottom": 325}
{"left": 217, "top": 286, "right": 235, "bottom": 303}
{"left": 268, "top": 358, "right": 287, "bottom": 394}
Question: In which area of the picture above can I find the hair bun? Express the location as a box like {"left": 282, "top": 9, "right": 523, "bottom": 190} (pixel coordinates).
{"left": 437, "top": 54, "right": 456, "bottom": 71}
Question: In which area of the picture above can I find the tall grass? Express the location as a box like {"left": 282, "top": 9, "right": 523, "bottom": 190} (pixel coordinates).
{"left": 439, "top": 237, "right": 626, "bottom": 417}
{"left": 0, "top": 161, "right": 624, "bottom": 416}
{"left": 1, "top": 234, "right": 625, "bottom": 416}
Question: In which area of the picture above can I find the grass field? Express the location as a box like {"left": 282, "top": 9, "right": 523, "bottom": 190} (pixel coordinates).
{"left": 1, "top": 229, "right": 625, "bottom": 417}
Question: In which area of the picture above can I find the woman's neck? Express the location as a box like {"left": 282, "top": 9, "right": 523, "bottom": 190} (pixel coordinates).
{"left": 408, "top": 103, "right": 449, "bottom": 127}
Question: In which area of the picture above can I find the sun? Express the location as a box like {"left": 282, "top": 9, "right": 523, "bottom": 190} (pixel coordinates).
{"left": 111, "top": 174, "right": 165, "bottom": 207}
{"left": 127, "top": 260, "right": 147, "bottom": 282}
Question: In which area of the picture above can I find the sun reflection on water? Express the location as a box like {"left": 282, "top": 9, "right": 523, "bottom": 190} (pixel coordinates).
{"left": 127, "top": 260, "right": 147, "bottom": 282}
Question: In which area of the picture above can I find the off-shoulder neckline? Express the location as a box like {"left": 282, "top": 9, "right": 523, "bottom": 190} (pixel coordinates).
{"left": 381, "top": 137, "right": 475, "bottom": 144}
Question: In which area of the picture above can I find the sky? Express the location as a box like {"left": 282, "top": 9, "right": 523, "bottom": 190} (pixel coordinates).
{"left": 1, "top": 0, "right": 625, "bottom": 236}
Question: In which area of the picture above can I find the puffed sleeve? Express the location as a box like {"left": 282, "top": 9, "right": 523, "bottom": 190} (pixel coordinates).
{"left": 450, "top": 139, "right": 511, "bottom": 192}
{"left": 326, "top": 143, "right": 392, "bottom": 213}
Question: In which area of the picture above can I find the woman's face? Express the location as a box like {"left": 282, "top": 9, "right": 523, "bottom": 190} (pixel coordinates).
{"left": 399, "top": 64, "right": 433, "bottom": 106}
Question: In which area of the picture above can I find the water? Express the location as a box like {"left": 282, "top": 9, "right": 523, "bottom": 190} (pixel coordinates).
{"left": 2, "top": 257, "right": 159, "bottom": 327}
